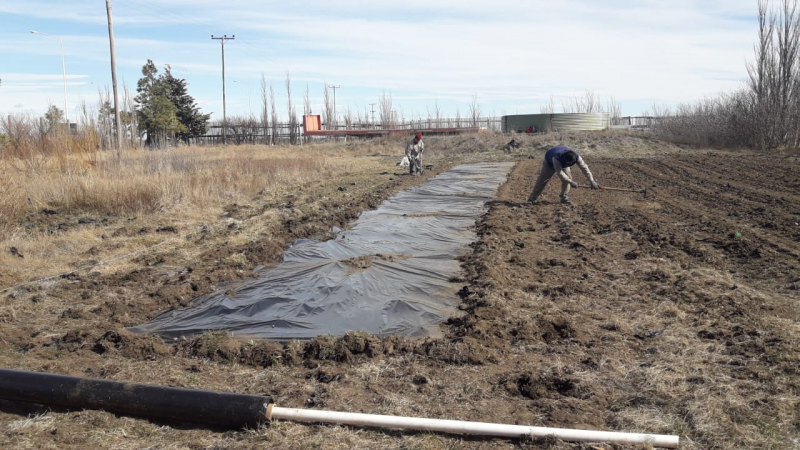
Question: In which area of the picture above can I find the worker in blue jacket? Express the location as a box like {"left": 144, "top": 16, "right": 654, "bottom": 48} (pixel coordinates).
{"left": 528, "top": 145, "right": 600, "bottom": 204}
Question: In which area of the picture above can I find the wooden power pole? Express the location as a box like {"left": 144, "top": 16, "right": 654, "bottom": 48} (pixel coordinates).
{"left": 211, "top": 34, "right": 234, "bottom": 145}
{"left": 106, "top": 0, "right": 123, "bottom": 156}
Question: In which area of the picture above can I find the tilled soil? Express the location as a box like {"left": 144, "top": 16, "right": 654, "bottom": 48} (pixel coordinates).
{"left": 1, "top": 148, "right": 799, "bottom": 449}
{"left": 452, "top": 153, "right": 800, "bottom": 449}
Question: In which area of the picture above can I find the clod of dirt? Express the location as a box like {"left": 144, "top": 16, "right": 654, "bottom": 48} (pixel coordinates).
{"left": 60, "top": 308, "right": 86, "bottom": 320}
{"left": 412, "top": 374, "right": 429, "bottom": 385}
{"left": 92, "top": 329, "right": 169, "bottom": 360}
{"left": 111, "top": 226, "right": 130, "bottom": 237}
{"left": 309, "top": 368, "right": 346, "bottom": 383}
{"left": 511, "top": 372, "right": 583, "bottom": 400}
{"left": 239, "top": 340, "right": 285, "bottom": 367}
{"left": 176, "top": 332, "right": 243, "bottom": 363}
{"left": 341, "top": 253, "right": 412, "bottom": 271}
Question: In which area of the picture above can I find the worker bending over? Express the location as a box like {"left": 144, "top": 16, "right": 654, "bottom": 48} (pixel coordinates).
{"left": 406, "top": 133, "right": 425, "bottom": 175}
{"left": 528, "top": 145, "right": 600, "bottom": 204}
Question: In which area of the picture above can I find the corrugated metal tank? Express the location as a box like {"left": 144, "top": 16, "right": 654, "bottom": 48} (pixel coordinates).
{"left": 502, "top": 113, "right": 610, "bottom": 133}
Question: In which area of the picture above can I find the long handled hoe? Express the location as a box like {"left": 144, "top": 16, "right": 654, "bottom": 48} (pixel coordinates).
{"left": 578, "top": 184, "right": 648, "bottom": 198}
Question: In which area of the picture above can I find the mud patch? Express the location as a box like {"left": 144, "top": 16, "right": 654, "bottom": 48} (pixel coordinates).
{"left": 341, "top": 253, "right": 412, "bottom": 271}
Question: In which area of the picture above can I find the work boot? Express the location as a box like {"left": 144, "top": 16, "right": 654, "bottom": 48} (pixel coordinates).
{"left": 560, "top": 198, "right": 572, "bottom": 205}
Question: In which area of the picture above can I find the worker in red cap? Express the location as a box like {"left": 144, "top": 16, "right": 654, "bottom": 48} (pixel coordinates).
{"left": 405, "top": 133, "right": 425, "bottom": 175}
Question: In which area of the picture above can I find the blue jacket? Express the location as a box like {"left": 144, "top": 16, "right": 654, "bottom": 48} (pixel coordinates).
{"left": 545, "top": 145, "right": 578, "bottom": 170}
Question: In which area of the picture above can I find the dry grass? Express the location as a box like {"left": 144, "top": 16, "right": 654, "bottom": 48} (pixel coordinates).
{"left": 0, "top": 131, "right": 522, "bottom": 291}
{"left": 0, "top": 141, "right": 399, "bottom": 290}
{"left": 5, "top": 131, "right": 752, "bottom": 450}
{"left": 2, "top": 144, "right": 376, "bottom": 220}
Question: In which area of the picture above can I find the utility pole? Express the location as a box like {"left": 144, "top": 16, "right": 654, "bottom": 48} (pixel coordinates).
{"left": 106, "top": 0, "right": 123, "bottom": 155}
{"left": 369, "top": 103, "right": 376, "bottom": 128}
{"left": 211, "top": 34, "right": 234, "bottom": 145}
{"left": 329, "top": 85, "right": 340, "bottom": 130}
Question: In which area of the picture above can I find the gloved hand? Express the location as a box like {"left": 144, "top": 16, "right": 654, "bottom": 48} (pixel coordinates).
{"left": 569, "top": 180, "right": 579, "bottom": 188}
{"left": 590, "top": 180, "right": 600, "bottom": 190}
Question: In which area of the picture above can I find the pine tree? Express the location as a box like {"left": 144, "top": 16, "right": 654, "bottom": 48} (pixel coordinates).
{"left": 162, "top": 66, "right": 210, "bottom": 144}
{"left": 135, "top": 60, "right": 208, "bottom": 147}
{"left": 44, "top": 105, "right": 64, "bottom": 133}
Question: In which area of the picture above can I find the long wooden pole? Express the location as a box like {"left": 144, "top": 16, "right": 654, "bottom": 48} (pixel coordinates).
{"left": 106, "top": 0, "right": 123, "bottom": 155}
{"left": 579, "top": 185, "right": 647, "bottom": 197}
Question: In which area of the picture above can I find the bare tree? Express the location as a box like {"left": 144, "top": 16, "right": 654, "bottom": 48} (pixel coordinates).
{"left": 468, "top": 92, "right": 481, "bottom": 127}
{"left": 260, "top": 73, "right": 269, "bottom": 145}
{"left": 606, "top": 96, "right": 623, "bottom": 125}
{"left": 743, "top": 0, "right": 800, "bottom": 148}
{"left": 285, "top": 72, "right": 298, "bottom": 144}
{"left": 540, "top": 94, "right": 556, "bottom": 114}
{"left": 322, "top": 81, "right": 333, "bottom": 130}
{"left": 560, "top": 98, "right": 574, "bottom": 113}
{"left": 304, "top": 84, "right": 311, "bottom": 116}
{"left": 748, "top": 0, "right": 774, "bottom": 105}
{"left": 226, "top": 115, "right": 260, "bottom": 145}
{"left": 343, "top": 106, "right": 354, "bottom": 130}
{"left": 379, "top": 90, "right": 393, "bottom": 129}
{"left": 98, "top": 86, "right": 114, "bottom": 150}
{"left": 122, "top": 81, "right": 140, "bottom": 148}
{"left": 269, "top": 83, "right": 277, "bottom": 145}
{"left": 571, "top": 90, "right": 602, "bottom": 113}
{"left": 455, "top": 107, "right": 461, "bottom": 128}
{"left": 302, "top": 84, "right": 312, "bottom": 142}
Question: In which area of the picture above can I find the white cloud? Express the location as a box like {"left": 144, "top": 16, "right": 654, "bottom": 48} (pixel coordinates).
{"left": 1, "top": 74, "right": 89, "bottom": 82}
{"left": 0, "top": 0, "right": 762, "bottom": 117}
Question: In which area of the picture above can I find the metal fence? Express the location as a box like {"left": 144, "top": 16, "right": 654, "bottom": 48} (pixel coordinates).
{"left": 610, "top": 116, "right": 662, "bottom": 128}
{"left": 196, "top": 116, "right": 503, "bottom": 145}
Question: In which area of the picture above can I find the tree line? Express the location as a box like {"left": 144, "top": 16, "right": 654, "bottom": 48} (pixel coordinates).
{"left": 652, "top": 0, "right": 800, "bottom": 150}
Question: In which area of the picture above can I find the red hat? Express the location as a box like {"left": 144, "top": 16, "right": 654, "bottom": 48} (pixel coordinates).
{"left": 415, "top": 133, "right": 423, "bottom": 140}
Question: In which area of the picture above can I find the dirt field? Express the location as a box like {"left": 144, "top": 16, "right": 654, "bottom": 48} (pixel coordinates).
{"left": 1, "top": 131, "right": 798, "bottom": 449}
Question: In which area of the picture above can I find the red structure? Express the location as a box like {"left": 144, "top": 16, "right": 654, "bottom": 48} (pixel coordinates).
{"left": 302, "top": 115, "right": 479, "bottom": 137}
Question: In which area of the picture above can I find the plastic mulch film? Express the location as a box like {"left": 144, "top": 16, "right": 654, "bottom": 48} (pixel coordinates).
{"left": 130, "top": 162, "right": 515, "bottom": 340}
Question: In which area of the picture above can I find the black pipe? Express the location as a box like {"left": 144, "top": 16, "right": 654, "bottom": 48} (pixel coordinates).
{"left": 0, "top": 368, "right": 272, "bottom": 429}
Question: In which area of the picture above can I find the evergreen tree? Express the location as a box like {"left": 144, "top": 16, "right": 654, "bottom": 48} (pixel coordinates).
{"left": 44, "top": 105, "right": 64, "bottom": 133}
{"left": 162, "top": 66, "right": 210, "bottom": 144}
{"left": 135, "top": 60, "right": 208, "bottom": 147}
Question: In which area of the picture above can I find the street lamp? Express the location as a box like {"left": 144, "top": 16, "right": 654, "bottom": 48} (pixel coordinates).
{"left": 30, "top": 30, "right": 68, "bottom": 124}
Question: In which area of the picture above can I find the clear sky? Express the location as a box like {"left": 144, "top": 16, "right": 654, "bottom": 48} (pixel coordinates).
{"left": 0, "top": 0, "right": 759, "bottom": 123}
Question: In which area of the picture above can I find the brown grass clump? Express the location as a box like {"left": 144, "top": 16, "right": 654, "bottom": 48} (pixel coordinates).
{"left": 0, "top": 143, "right": 395, "bottom": 290}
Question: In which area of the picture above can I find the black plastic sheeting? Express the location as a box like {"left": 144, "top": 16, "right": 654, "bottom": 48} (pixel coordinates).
{"left": 131, "top": 162, "right": 515, "bottom": 340}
